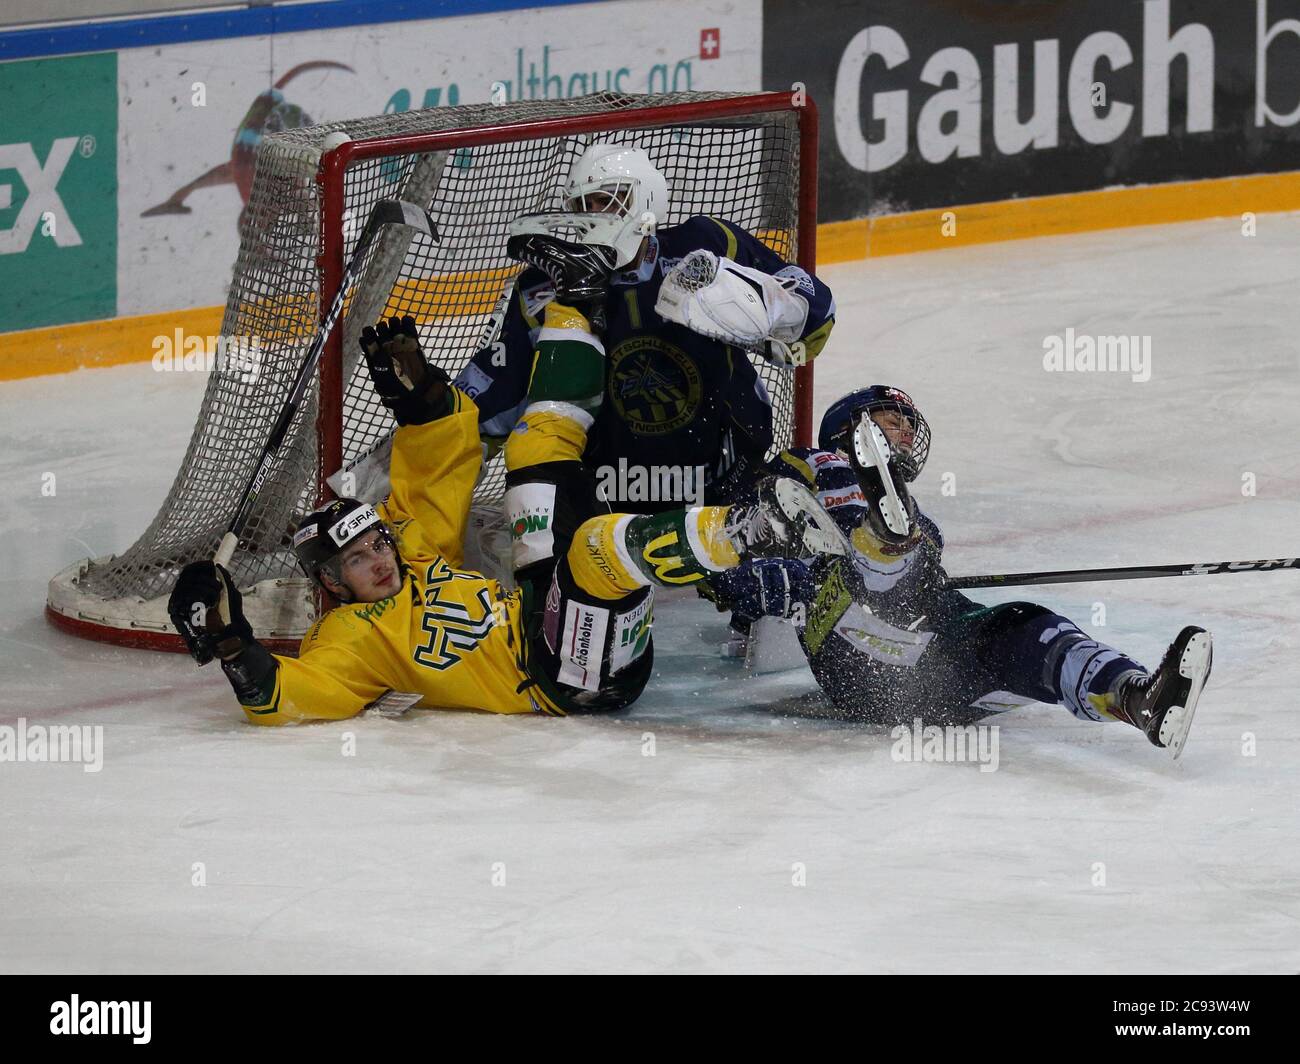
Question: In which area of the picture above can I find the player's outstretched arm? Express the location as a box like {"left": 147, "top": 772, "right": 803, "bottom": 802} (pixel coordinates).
{"left": 359, "top": 315, "right": 482, "bottom": 567}
{"left": 168, "top": 561, "right": 387, "bottom": 725}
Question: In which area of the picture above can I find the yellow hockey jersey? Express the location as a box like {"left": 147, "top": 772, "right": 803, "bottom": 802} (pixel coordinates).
{"left": 241, "top": 388, "right": 550, "bottom": 725}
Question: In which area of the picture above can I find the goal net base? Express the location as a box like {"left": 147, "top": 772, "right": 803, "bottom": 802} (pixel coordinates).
{"left": 47, "top": 558, "right": 310, "bottom": 654}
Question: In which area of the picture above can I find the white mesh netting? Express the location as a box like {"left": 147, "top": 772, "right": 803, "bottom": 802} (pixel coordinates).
{"left": 50, "top": 91, "right": 806, "bottom": 645}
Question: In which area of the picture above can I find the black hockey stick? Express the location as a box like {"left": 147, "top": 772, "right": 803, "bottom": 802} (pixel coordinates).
{"left": 214, "top": 198, "right": 439, "bottom": 572}
{"left": 947, "top": 557, "right": 1300, "bottom": 590}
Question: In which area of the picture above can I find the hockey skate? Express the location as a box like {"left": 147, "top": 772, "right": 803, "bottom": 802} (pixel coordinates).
{"left": 1115, "top": 626, "right": 1213, "bottom": 759}
{"left": 726, "top": 476, "right": 848, "bottom": 561}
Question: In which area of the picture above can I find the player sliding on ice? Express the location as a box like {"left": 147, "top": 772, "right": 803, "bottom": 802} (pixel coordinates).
{"left": 704, "top": 386, "right": 1214, "bottom": 758}
{"left": 458, "top": 142, "right": 836, "bottom": 510}
{"left": 166, "top": 297, "right": 845, "bottom": 724}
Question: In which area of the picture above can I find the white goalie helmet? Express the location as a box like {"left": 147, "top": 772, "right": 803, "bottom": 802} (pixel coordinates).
{"left": 561, "top": 143, "right": 669, "bottom": 266}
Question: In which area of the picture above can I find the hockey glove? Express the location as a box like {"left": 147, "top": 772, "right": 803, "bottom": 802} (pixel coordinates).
{"left": 505, "top": 233, "right": 614, "bottom": 322}
{"left": 359, "top": 315, "right": 452, "bottom": 426}
{"left": 707, "top": 558, "right": 816, "bottom": 623}
{"left": 169, "top": 561, "right": 255, "bottom": 665}
{"left": 655, "top": 250, "right": 809, "bottom": 348}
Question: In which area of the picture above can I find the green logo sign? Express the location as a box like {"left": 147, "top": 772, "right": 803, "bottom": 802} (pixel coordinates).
{"left": 0, "top": 52, "right": 117, "bottom": 331}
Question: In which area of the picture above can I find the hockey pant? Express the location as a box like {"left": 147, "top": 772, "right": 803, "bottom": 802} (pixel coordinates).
{"left": 809, "top": 595, "right": 1146, "bottom": 726}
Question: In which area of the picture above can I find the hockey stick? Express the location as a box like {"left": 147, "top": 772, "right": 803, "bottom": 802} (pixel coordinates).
{"left": 213, "top": 198, "right": 439, "bottom": 570}
{"left": 946, "top": 557, "right": 1300, "bottom": 590}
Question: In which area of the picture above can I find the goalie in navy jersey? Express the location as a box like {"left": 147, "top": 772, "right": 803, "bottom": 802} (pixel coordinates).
{"left": 455, "top": 142, "right": 836, "bottom": 512}
{"left": 704, "top": 386, "right": 1214, "bottom": 759}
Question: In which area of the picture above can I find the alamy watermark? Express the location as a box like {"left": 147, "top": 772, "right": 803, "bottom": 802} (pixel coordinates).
{"left": 595, "top": 459, "right": 706, "bottom": 506}
{"left": 0, "top": 718, "right": 103, "bottom": 772}
{"left": 891, "top": 718, "right": 1000, "bottom": 772}
{"left": 152, "top": 328, "right": 265, "bottom": 384}
{"left": 50, "top": 996, "right": 150, "bottom": 1044}
{"left": 1042, "top": 328, "right": 1151, "bottom": 383}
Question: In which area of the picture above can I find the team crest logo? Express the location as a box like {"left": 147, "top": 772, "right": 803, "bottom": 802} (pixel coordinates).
{"left": 608, "top": 337, "right": 702, "bottom": 436}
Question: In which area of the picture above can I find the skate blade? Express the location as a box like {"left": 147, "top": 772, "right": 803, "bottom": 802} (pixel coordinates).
{"left": 774, "top": 478, "right": 848, "bottom": 557}
{"left": 1159, "top": 630, "right": 1213, "bottom": 760}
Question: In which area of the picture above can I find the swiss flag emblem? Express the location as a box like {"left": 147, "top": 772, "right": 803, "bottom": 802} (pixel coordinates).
{"left": 700, "top": 28, "right": 720, "bottom": 60}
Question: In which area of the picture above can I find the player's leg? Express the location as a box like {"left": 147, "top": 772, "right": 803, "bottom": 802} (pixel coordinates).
{"left": 926, "top": 597, "right": 1211, "bottom": 756}
{"left": 502, "top": 300, "right": 846, "bottom": 713}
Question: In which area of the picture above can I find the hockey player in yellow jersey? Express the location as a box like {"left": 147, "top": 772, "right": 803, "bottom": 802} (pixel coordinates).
{"left": 168, "top": 260, "right": 846, "bottom": 724}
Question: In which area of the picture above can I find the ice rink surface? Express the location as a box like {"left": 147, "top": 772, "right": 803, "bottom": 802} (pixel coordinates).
{"left": 2, "top": 214, "right": 1298, "bottom": 973}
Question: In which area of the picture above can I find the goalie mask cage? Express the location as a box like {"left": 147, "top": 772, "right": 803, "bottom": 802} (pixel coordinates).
{"left": 47, "top": 90, "right": 819, "bottom": 652}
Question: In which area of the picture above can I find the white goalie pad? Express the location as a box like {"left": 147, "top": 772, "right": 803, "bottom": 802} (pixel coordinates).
{"left": 655, "top": 250, "right": 809, "bottom": 347}
{"left": 327, "top": 432, "right": 396, "bottom": 503}
{"left": 744, "top": 615, "right": 812, "bottom": 675}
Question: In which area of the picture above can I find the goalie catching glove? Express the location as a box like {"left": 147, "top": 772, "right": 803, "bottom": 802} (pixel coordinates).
{"left": 655, "top": 249, "right": 810, "bottom": 358}
{"left": 359, "top": 315, "right": 451, "bottom": 426}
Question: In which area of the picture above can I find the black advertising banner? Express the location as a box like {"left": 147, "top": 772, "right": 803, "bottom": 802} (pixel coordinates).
{"left": 763, "top": 0, "right": 1300, "bottom": 221}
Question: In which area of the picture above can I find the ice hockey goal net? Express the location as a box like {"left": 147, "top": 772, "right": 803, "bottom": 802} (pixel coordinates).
{"left": 47, "top": 90, "right": 818, "bottom": 652}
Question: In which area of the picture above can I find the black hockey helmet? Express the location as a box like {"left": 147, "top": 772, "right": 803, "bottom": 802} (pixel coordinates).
{"left": 292, "top": 498, "right": 400, "bottom": 591}
{"left": 818, "top": 385, "right": 931, "bottom": 483}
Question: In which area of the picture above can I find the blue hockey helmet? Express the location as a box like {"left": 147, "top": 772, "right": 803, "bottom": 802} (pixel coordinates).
{"left": 818, "top": 385, "right": 931, "bottom": 482}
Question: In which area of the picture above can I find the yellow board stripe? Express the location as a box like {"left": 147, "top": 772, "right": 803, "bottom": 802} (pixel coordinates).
{"left": 0, "top": 304, "right": 226, "bottom": 382}
{"left": 818, "top": 168, "right": 1300, "bottom": 264}
{"left": 5, "top": 171, "right": 1297, "bottom": 381}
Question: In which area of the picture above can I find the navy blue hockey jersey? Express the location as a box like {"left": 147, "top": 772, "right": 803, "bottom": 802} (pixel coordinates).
{"left": 455, "top": 216, "right": 836, "bottom": 510}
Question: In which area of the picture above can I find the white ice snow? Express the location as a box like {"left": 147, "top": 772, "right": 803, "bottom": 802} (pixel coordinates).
{"left": 2, "top": 213, "right": 1298, "bottom": 973}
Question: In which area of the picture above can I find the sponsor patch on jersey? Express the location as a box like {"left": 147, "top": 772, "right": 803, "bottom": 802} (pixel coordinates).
{"left": 833, "top": 604, "right": 933, "bottom": 667}
{"left": 455, "top": 361, "right": 494, "bottom": 399}
{"left": 557, "top": 600, "right": 610, "bottom": 691}
{"left": 818, "top": 487, "right": 867, "bottom": 509}
{"left": 610, "top": 594, "right": 653, "bottom": 674}
{"left": 774, "top": 263, "right": 815, "bottom": 298}
{"left": 521, "top": 280, "right": 556, "bottom": 318}
{"left": 608, "top": 336, "right": 703, "bottom": 436}
{"left": 812, "top": 451, "right": 849, "bottom": 469}
{"left": 504, "top": 482, "right": 556, "bottom": 569}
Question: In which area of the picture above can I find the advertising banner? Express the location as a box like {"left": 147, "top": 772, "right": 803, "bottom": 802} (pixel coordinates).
{"left": 0, "top": 52, "right": 117, "bottom": 331}
{"left": 763, "top": 0, "right": 1300, "bottom": 221}
{"left": 115, "top": 0, "right": 761, "bottom": 317}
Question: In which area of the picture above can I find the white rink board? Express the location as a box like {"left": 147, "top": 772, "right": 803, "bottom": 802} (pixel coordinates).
{"left": 3, "top": 213, "right": 1299, "bottom": 973}
{"left": 115, "top": 0, "right": 761, "bottom": 317}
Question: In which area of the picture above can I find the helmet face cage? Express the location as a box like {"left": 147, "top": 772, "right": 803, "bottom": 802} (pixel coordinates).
{"left": 856, "top": 398, "right": 930, "bottom": 482}
{"left": 565, "top": 180, "right": 637, "bottom": 218}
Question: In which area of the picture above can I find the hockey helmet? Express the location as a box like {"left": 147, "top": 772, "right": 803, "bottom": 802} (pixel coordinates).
{"left": 292, "top": 498, "right": 400, "bottom": 591}
{"left": 818, "top": 386, "right": 931, "bottom": 482}
{"left": 561, "top": 143, "right": 669, "bottom": 266}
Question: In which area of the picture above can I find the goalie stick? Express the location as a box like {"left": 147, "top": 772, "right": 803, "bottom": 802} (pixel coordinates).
{"left": 947, "top": 556, "right": 1300, "bottom": 589}
{"left": 213, "top": 198, "right": 439, "bottom": 573}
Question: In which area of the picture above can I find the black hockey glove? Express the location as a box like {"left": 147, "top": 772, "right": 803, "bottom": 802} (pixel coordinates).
{"left": 505, "top": 233, "right": 614, "bottom": 323}
{"left": 168, "top": 561, "right": 254, "bottom": 666}
{"left": 359, "top": 315, "right": 452, "bottom": 426}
